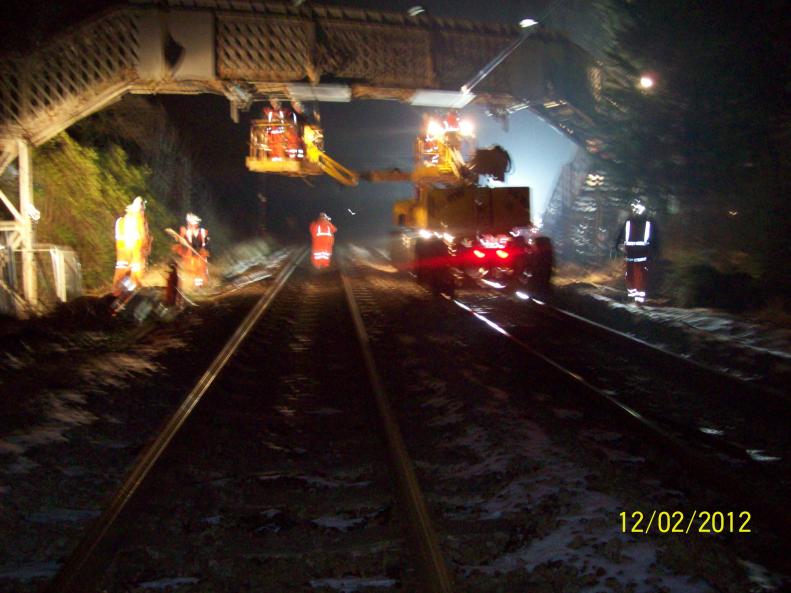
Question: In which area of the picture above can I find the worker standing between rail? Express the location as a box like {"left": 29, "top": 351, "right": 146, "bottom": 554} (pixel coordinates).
{"left": 309, "top": 212, "right": 337, "bottom": 268}
{"left": 113, "top": 196, "right": 151, "bottom": 296}
{"left": 173, "top": 212, "right": 210, "bottom": 288}
{"left": 614, "top": 201, "right": 659, "bottom": 303}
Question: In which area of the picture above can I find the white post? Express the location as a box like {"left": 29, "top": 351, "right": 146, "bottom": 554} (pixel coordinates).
{"left": 51, "top": 247, "right": 67, "bottom": 302}
{"left": 17, "top": 139, "right": 37, "bottom": 307}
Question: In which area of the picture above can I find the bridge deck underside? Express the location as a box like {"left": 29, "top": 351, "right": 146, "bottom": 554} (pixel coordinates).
{"left": 0, "top": 2, "right": 604, "bottom": 171}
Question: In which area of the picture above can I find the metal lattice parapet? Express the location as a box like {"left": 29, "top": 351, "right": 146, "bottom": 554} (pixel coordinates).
{"left": 0, "top": 8, "right": 140, "bottom": 166}
{"left": 0, "top": 0, "right": 601, "bottom": 167}
{"left": 217, "top": 14, "right": 314, "bottom": 81}
{"left": 0, "top": 11, "right": 139, "bottom": 130}
{"left": 0, "top": 61, "right": 22, "bottom": 126}
{"left": 26, "top": 12, "right": 139, "bottom": 114}
{"left": 216, "top": 15, "right": 438, "bottom": 89}
{"left": 433, "top": 31, "right": 516, "bottom": 92}
{"left": 315, "top": 21, "right": 434, "bottom": 88}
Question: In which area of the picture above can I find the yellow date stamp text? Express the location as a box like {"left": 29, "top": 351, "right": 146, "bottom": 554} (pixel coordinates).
{"left": 619, "top": 511, "right": 751, "bottom": 534}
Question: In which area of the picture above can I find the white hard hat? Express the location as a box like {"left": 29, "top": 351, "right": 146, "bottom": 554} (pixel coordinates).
{"left": 126, "top": 196, "right": 144, "bottom": 212}
{"left": 186, "top": 212, "right": 201, "bottom": 225}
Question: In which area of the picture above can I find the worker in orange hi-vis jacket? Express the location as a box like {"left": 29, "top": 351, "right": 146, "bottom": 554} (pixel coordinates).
{"left": 173, "top": 212, "right": 210, "bottom": 288}
{"left": 309, "top": 212, "right": 337, "bottom": 268}
{"left": 113, "top": 196, "right": 151, "bottom": 296}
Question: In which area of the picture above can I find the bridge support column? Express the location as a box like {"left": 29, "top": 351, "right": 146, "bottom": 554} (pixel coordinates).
{"left": 17, "top": 139, "right": 38, "bottom": 309}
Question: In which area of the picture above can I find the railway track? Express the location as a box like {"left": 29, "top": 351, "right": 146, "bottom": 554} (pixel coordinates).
{"left": 446, "top": 289, "right": 791, "bottom": 548}
{"left": 484, "top": 293, "right": 790, "bottom": 464}
{"left": 34, "top": 244, "right": 790, "bottom": 591}
{"left": 371, "top": 244, "right": 787, "bottom": 468}
{"left": 45, "top": 249, "right": 452, "bottom": 593}
{"left": 341, "top": 246, "right": 791, "bottom": 588}
{"left": 528, "top": 297, "right": 788, "bottom": 406}
{"left": 361, "top": 244, "right": 791, "bottom": 569}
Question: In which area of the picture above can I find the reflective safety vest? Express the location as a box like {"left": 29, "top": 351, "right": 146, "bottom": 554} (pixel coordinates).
{"left": 313, "top": 223, "right": 334, "bottom": 237}
{"left": 620, "top": 216, "right": 657, "bottom": 263}
{"left": 115, "top": 213, "right": 145, "bottom": 248}
{"left": 183, "top": 226, "right": 209, "bottom": 251}
{"left": 624, "top": 218, "right": 653, "bottom": 247}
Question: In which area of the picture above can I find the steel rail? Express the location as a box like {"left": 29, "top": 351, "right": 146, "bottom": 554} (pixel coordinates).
{"left": 515, "top": 298, "right": 788, "bottom": 461}
{"left": 45, "top": 247, "right": 306, "bottom": 593}
{"left": 340, "top": 256, "right": 455, "bottom": 593}
{"left": 527, "top": 297, "right": 788, "bottom": 408}
{"left": 363, "top": 243, "right": 784, "bottom": 404}
{"left": 361, "top": 244, "right": 791, "bottom": 543}
{"left": 449, "top": 295, "right": 791, "bottom": 546}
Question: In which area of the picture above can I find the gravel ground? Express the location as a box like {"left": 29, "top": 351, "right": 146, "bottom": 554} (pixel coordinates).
{"left": 344, "top": 244, "right": 789, "bottom": 593}
{"left": 0, "top": 256, "right": 288, "bottom": 590}
{"left": 447, "top": 289, "right": 791, "bottom": 511}
{"left": 551, "top": 283, "right": 791, "bottom": 392}
{"left": 92, "top": 264, "right": 412, "bottom": 592}
{"left": 0, "top": 243, "right": 788, "bottom": 592}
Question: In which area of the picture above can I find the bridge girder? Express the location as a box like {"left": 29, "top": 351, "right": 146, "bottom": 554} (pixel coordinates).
{"left": 0, "top": 1, "right": 606, "bottom": 172}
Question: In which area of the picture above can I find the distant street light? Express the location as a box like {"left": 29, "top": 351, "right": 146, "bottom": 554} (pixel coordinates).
{"left": 407, "top": 6, "right": 426, "bottom": 17}
{"left": 639, "top": 75, "right": 655, "bottom": 89}
{"left": 519, "top": 18, "right": 538, "bottom": 28}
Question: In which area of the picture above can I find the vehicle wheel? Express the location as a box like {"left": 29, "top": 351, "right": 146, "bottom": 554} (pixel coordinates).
{"left": 530, "top": 240, "right": 553, "bottom": 294}
{"left": 529, "top": 268, "right": 551, "bottom": 294}
{"left": 508, "top": 253, "right": 528, "bottom": 292}
{"left": 430, "top": 266, "right": 454, "bottom": 298}
{"left": 444, "top": 267, "right": 457, "bottom": 297}
{"left": 415, "top": 260, "right": 424, "bottom": 282}
{"left": 429, "top": 266, "right": 442, "bottom": 296}
{"left": 414, "top": 241, "right": 427, "bottom": 283}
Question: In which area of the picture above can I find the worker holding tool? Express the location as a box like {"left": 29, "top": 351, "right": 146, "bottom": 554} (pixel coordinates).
{"left": 172, "top": 212, "right": 210, "bottom": 288}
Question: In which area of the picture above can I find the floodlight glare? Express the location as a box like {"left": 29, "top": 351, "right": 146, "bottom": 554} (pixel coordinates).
{"left": 426, "top": 119, "right": 443, "bottom": 138}
{"left": 459, "top": 119, "right": 474, "bottom": 137}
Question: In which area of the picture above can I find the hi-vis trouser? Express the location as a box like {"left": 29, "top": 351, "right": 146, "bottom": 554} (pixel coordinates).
{"left": 625, "top": 255, "right": 650, "bottom": 302}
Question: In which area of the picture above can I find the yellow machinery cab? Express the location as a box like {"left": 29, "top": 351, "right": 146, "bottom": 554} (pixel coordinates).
{"left": 412, "top": 115, "right": 476, "bottom": 186}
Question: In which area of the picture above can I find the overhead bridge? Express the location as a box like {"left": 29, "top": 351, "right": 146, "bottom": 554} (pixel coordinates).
{"left": 0, "top": 0, "right": 604, "bottom": 311}
{"left": 0, "top": 0, "right": 604, "bottom": 171}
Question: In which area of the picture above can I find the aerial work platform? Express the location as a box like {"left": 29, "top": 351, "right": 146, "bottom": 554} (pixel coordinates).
{"left": 246, "top": 118, "right": 359, "bottom": 186}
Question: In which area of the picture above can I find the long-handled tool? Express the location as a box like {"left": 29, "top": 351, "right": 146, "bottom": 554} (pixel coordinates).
{"left": 165, "top": 228, "right": 209, "bottom": 263}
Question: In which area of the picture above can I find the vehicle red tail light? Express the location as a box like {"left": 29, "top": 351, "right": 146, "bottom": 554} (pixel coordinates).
{"left": 473, "top": 249, "right": 486, "bottom": 259}
{"left": 495, "top": 249, "right": 510, "bottom": 259}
